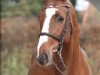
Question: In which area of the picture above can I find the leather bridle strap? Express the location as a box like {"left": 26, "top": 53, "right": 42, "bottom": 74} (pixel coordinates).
{"left": 39, "top": 33, "right": 60, "bottom": 41}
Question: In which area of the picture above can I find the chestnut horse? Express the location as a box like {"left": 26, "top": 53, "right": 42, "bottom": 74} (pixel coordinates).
{"left": 28, "top": 0, "right": 92, "bottom": 75}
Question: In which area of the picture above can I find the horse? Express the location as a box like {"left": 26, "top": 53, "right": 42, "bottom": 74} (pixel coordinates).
{"left": 28, "top": 0, "right": 92, "bottom": 75}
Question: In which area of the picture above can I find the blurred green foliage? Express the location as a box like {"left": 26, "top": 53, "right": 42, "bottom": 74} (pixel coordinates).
{"left": 1, "top": 0, "right": 43, "bottom": 17}
{"left": 1, "top": 0, "right": 76, "bottom": 17}
{"left": 70, "top": 0, "right": 76, "bottom": 6}
{"left": 1, "top": 49, "right": 30, "bottom": 75}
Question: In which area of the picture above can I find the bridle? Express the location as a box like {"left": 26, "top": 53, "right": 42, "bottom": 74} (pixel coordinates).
{"left": 39, "top": 5, "right": 73, "bottom": 75}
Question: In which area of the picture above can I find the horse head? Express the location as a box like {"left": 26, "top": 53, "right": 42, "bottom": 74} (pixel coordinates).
{"left": 36, "top": 0, "right": 75, "bottom": 66}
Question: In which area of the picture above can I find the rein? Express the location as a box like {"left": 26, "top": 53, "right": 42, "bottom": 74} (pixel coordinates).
{"left": 39, "top": 5, "right": 73, "bottom": 75}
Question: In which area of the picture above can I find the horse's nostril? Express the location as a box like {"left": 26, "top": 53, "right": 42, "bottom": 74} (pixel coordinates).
{"left": 37, "top": 53, "right": 48, "bottom": 65}
{"left": 43, "top": 53, "right": 48, "bottom": 60}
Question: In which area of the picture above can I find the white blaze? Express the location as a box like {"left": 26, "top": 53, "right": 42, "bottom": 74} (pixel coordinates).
{"left": 37, "top": 7, "right": 58, "bottom": 57}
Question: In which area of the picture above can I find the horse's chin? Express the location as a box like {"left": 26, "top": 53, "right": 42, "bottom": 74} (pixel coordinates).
{"left": 36, "top": 62, "right": 52, "bottom": 68}
{"left": 36, "top": 58, "right": 53, "bottom": 67}
{"left": 44, "top": 62, "right": 52, "bottom": 67}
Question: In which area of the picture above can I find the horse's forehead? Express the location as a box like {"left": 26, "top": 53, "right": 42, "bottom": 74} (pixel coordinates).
{"left": 43, "top": 6, "right": 67, "bottom": 16}
{"left": 45, "top": 7, "right": 58, "bottom": 16}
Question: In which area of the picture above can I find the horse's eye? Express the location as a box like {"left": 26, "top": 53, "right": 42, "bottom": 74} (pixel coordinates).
{"left": 57, "top": 16, "right": 64, "bottom": 22}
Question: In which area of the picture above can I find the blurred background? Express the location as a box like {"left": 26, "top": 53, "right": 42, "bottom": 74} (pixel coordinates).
{"left": 1, "top": 0, "right": 100, "bottom": 75}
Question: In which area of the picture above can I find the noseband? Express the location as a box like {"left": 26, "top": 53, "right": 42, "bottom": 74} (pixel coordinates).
{"left": 39, "top": 5, "right": 73, "bottom": 74}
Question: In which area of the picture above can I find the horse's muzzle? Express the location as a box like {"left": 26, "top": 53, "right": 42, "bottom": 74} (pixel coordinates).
{"left": 37, "top": 53, "right": 49, "bottom": 65}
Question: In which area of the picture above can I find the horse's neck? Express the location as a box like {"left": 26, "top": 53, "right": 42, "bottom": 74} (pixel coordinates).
{"left": 63, "top": 42, "right": 91, "bottom": 75}
{"left": 64, "top": 0, "right": 81, "bottom": 64}
{"left": 62, "top": 41, "right": 77, "bottom": 66}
